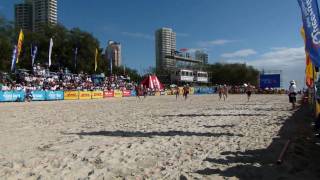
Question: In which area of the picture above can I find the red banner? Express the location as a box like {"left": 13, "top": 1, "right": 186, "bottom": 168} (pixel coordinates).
{"left": 122, "top": 90, "right": 131, "bottom": 97}
{"left": 103, "top": 90, "right": 114, "bottom": 98}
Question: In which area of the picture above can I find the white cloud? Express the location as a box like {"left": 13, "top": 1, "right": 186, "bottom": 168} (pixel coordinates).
{"left": 121, "top": 32, "right": 154, "bottom": 40}
{"left": 198, "top": 39, "right": 235, "bottom": 47}
{"left": 221, "top": 49, "right": 257, "bottom": 58}
{"left": 223, "top": 47, "right": 306, "bottom": 88}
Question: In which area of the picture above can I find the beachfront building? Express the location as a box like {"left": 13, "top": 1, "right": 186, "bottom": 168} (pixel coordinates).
{"left": 14, "top": 0, "right": 58, "bottom": 32}
{"left": 105, "top": 40, "right": 122, "bottom": 68}
{"left": 155, "top": 27, "right": 176, "bottom": 70}
{"left": 32, "top": 0, "right": 58, "bottom": 32}
{"left": 14, "top": 0, "right": 33, "bottom": 31}
{"left": 155, "top": 27, "right": 208, "bottom": 84}
{"left": 195, "top": 50, "right": 208, "bottom": 64}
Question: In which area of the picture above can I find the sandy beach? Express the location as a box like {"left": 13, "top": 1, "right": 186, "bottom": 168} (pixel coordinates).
{"left": 0, "top": 94, "right": 319, "bottom": 179}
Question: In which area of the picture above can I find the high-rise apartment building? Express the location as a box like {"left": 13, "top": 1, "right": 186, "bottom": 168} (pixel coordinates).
{"left": 14, "top": 0, "right": 58, "bottom": 32}
{"left": 105, "top": 41, "right": 122, "bottom": 68}
{"left": 155, "top": 27, "right": 176, "bottom": 70}
{"left": 14, "top": 0, "right": 33, "bottom": 31}
{"left": 32, "top": 0, "right": 58, "bottom": 32}
{"left": 195, "top": 50, "right": 208, "bottom": 64}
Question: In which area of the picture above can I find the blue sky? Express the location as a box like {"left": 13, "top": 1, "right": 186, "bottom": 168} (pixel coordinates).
{"left": 0, "top": 0, "right": 311, "bottom": 87}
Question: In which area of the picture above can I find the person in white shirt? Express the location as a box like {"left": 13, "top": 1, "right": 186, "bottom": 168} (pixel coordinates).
{"left": 288, "top": 80, "right": 298, "bottom": 109}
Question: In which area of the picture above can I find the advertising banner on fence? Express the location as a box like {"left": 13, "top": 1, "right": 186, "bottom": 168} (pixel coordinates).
{"left": 103, "top": 90, "right": 114, "bottom": 98}
{"left": 259, "top": 74, "right": 281, "bottom": 88}
{"left": 91, "top": 91, "right": 103, "bottom": 99}
{"left": 114, "top": 90, "right": 123, "bottom": 98}
{"left": 189, "top": 87, "right": 195, "bottom": 95}
{"left": 31, "top": 91, "right": 46, "bottom": 101}
{"left": 122, "top": 90, "right": 131, "bottom": 97}
{"left": 131, "top": 90, "right": 137, "bottom": 96}
{"left": 64, "top": 91, "right": 79, "bottom": 100}
{"left": 79, "top": 91, "right": 92, "bottom": 100}
{"left": 46, "top": 91, "right": 64, "bottom": 100}
{"left": 0, "top": 91, "right": 25, "bottom": 102}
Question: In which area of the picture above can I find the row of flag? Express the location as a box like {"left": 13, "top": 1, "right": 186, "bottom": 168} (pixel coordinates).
{"left": 10, "top": 30, "right": 100, "bottom": 72}
{"left": 297, "top": 0, "right": 320, "bottom": 88}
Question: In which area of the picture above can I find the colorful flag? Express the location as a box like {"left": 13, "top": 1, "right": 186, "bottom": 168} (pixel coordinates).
{"left": 11, "top": 45, "right": 17, "bottom": 72}
{"left": 16, "top": 29, "right": 24, "bottom": 64}
{"left": 298, "top": 0, "right": 320, "bottom": 67}
{"left": 301, "top": 27, "right": 315, "bottom": 87}
{"left": 31, "top": 45, "right": 38, "bottom": 67}
{"left": 95, "top": 48, "right": 98, "bottom": 72}
{"left": 48, "top": 38, "right": 53, "bottom": 67}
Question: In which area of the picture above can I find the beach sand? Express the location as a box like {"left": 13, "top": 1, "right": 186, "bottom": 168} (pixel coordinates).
{"left": 0, "top": 94, "right": 319, "bottom": 179}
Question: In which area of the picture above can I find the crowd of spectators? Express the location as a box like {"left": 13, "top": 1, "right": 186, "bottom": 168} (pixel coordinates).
{"left": 0, "top": 65, "right": 136, "bottom": 92}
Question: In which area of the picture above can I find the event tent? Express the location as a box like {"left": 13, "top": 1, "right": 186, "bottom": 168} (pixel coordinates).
{"left": 140, "top": 75, "right": 164, "bottom": 90}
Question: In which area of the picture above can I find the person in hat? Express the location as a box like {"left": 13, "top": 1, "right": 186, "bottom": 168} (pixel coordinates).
{"left": 288, "top": 80, "right": 297, "bottom": 109}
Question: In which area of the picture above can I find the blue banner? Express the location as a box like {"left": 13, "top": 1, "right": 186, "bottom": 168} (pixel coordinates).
{"left": 194, "top": 87, "right": 215, "bottom": 94}
{"left": 131, "top": 90, "right": 137, "bottom": 96}
{"left": 46, "top": 91, "right": 64, "bottom": 100}
{"left": 298, "top": 0, "right": 320, "bottom": 67}
{"left": 31, "top": 91, "right": 46, "bottom": 101}
{"left": 260, "top": 74, "right": 281, "bottom": 88}
{"left": 0, "top": 91, "right": 25, "bottom": 102}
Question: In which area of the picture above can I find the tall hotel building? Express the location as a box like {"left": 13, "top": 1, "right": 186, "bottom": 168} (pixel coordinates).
{"left": 155, "top": 27, "right": 176, "bottom": 70}
{"left": 105, "top": 41, "right": 122, "bottom": 68}
{"left": 14, "top": 0, "right": 33, "bottom": 31}
{"left": 32, "top": 0, "right": 58, "bottom": 32}
{"left": 14, "top": 0, "right": 58, "bottom": 32}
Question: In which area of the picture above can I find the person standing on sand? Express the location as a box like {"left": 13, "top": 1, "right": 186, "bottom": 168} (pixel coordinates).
{"left": 175, "top": 86, "right": 179, "bottom": 100}
{"left": 245, "top": 83, "right": 253, "bottom": 102}
{"left": 135, "top": 85, "right": 141, "bottom": 100}
{"left": 223, "top": 84, "right": 228, "bottom": 101}
{"left": 183, "top": 85, "right": 189, "bottom": 100}
{"left": 218, "top": 85, "right": 223, "bottom": 101}
{"left": 288, "top": 80, "right": 297, "bottom": 109}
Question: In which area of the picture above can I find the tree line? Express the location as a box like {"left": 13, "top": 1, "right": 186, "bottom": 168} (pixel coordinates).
{"left": 0, "top": 16, "right": 142, "bottom": 82}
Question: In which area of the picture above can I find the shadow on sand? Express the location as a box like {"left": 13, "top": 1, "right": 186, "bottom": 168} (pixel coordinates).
{"left": 162, "top": 113, "right": 267, "bottom": 117}
{"left": 64, "top": 130, "right": 244, "bottom": 138}
{"left": 194, "top": 105, "right": 320, "bottom": 180}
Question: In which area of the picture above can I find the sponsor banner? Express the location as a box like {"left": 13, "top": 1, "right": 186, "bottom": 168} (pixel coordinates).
{"left": 194, "top": 87, "right": 215, "bottom": 94}
{"left": 64, "top": 91, "right": 79, "bottom": 100}
{"left": 122, "top": 90, "right": 131, "bottom": 97}
{"left": 79, "top": 91, "right": 92, "bottom": 100}
{"left": 166, "top": 90, "right": 173, "bottom": 95}
{"left": 0, "top": 91, "right": 25, "bottom": 102}
{"left": 189, "top": 87, "right": 195, "bottom": 95}
{"left": 46, "top": 91, "right": 64, "bottom": 100}
{"left": 91, "top": 91, "right": 103, "bottom": 99}
{"left": 114, "top": 90, "right": 123, "bottom": 98}
{"left": 259, "top": 74, "right": 281, "bottom": 88}
{"left": 131, "top": 90, "right": 137, "bottom": 96}
{"left": 103, "top": 90, "right": 114, "bottom": 98}
{"left": 31, "top": 91, "right": 46, "bottom": 101}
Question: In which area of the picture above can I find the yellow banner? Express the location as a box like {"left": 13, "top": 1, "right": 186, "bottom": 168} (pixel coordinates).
{"left": 91, "top": 91, "right": 103, "bottom": 99}
{"left": 79, "top": 91, "right": 92, "bottom": 100}
{"left": 114, "top": 90, "right": 123, "bottom": 98}
{"left": 64, "top": 91, "right": 79, "bottom": 100}
{"left": 189, "top": 87, "right": 195, "bottom": 95}
{"left": 16, "top": 29, "right": 24, "bottom": 64}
